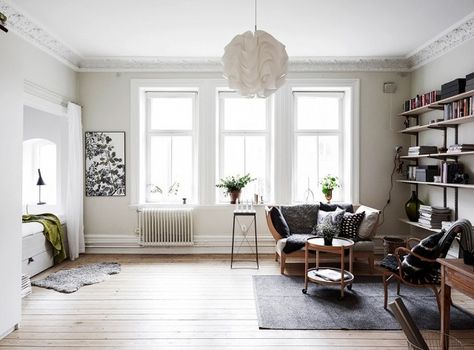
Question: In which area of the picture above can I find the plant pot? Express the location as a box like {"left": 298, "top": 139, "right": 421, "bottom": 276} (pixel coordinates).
{"left": 229, "top": 190, "right": 241, "bottom": 204}
{"left": 405, "top": 191, "right": 423, "bottom": 222}
{"left": 324, "top": 190, "right": 333, "bottom": 203}
{"left": 324, "top": 237, "right": 333, "bottom": 246}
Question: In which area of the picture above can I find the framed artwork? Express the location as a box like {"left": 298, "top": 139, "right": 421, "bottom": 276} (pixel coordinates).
{"left": 85, "top": 131, "right": 126, "bottom": 197}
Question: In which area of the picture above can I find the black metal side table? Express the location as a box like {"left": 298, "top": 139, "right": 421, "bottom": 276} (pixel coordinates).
{"left": 231, "top": 210, "right": 259, "bottom": 269}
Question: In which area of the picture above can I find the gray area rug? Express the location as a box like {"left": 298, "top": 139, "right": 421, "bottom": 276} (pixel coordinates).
{"left": 32, "top": 262, "right": 121, "bottom": 293}
{"left": 253, "top": 275, "right": 474, "bottom": 330}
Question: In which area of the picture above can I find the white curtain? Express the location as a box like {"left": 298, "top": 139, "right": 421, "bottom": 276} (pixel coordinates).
{"left": 66, "top": 102, "right": 84, "bottom": 260}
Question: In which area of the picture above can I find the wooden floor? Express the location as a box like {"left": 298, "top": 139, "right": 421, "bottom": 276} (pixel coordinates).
{"left": 1, "top": 254, "right": 473, "bottom": 349}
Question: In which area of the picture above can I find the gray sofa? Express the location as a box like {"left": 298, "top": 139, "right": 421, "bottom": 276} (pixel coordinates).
{"left": 265, "top": 203, "right": 380, "bottom": 274}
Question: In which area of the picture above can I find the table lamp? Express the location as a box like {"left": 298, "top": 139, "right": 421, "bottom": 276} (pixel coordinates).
{"left": 36, "top": 168, "right": 46, "bottom": 205}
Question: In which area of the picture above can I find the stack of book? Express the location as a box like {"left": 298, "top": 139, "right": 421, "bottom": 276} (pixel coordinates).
{"left": 441, "top": 78, "right": 466, "bottom": 99}
{"left": 465, "top": 72, "right": 474, "bottom": 92}
{"left": 21, "top": 274, "right": 32, "bottom": 298}
{"left": 408, "top": 146, "right": 438, "bottom": 156}
{"left": 418, "top": 205, "right": 451, "bottom": 229}
{"left": 447, "top": 144, "right": 474, "bottom": 153}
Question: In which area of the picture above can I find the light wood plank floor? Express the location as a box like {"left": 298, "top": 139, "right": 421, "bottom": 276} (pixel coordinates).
{"left": 1, "top": 255, "right": 473, "bottom": 349}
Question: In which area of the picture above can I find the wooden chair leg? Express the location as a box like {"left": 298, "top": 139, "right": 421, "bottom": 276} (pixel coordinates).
{"left": 368, "top": 255, "right": 374, "bottom": 275}
{"left": 280, "top": 253, "right": 286, "bottom": 275}
{"left": 383, "top": 273, "right": 389, "bottom": 309}
{"left": 432, "top": 286, "right": 442, "bottom": 312}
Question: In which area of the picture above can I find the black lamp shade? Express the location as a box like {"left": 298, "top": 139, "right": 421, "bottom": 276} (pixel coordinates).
{"left": 36, "top": 169, "right": 46, "bottom": 186}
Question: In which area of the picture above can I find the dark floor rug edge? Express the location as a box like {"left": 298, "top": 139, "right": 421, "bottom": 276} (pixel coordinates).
{"left": 252, "top": 275, "right": 474, "bottom": 331}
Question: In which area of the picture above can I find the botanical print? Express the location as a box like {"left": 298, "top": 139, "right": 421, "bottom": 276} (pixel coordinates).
{"left": 85, "top": 132, "right": 125, "bottom": 196}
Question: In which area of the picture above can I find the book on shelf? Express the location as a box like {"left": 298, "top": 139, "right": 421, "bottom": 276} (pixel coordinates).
{"left": 310, "top": 269, "right": 350, "bottom": 282}
{"left": 443, "top": 96, "right": 473, "bottom": 120}
{"left": 407, "top": 146, "right": 438, "bottom": 155}
{"left": 418, "top": 205, "right": 451, "bottom": 229}
{"left": 447, "top": 144, "right": 474, "bottom": 153}
{"left": 403, "top": 90, "right": 440, "bottom": 112}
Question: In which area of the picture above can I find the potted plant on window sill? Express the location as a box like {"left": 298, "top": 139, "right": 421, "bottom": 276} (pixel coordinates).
{"left": 320, "top": 175, "right": 340, "bottom": 204}
{"left": 216, "top": 174, "right": 255, "bottom": 204}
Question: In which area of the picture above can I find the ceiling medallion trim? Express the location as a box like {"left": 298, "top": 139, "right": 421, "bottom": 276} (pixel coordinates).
{"left": 408, "top": 15, "right": 474, "bottom": 69}
{"left": 0, "top": 0, "right": 81, "bottom": 69}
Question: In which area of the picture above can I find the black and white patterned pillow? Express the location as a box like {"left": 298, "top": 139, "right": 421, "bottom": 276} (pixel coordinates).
{"left": 340, "top": 212, "right": 365, "bottom": 240}
{"left": 312, "top": 208, "right": 345, "bottom": 236}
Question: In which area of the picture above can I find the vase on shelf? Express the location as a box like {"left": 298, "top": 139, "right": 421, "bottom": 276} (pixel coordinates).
{"left": 405, "top": 191, "right": 423, "bottom": 222}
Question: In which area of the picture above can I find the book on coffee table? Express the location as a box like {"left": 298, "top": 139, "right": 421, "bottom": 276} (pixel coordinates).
{"left": 311, "top": 269, "right": 350, "bottom": 282}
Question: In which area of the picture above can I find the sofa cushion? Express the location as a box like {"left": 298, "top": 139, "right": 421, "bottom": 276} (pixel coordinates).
{"left": 269, "top": 207, "right": 290, "bottom": 238}
{"left": 319, "top": 202, "right": 354, "bottom": 213}
{"left": 356, "top": 205, "right": 380, "bottom": 240}
{"left": 280, "top": 204, "right": 319, "bottom": 234}
{"left": 340, "top": 212, "right": 365, "bottom": 241}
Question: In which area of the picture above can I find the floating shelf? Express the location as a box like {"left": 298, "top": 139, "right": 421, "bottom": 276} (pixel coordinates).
{"left": 399, "top": 103, "right": 443, "bottom": 117}
{"left": 437, "top": 90, "right": 474, "bottom": 105}
{"left": 399, "top": 115, "right": 474, "bottom": 134}
{"left": 397, "top": 179, "right": 474, "bottom": 189}
{"left": 401, "top": 151, "right": 474, "bottom": 161}
{"left": 399, "top": 218, "right": 440, "bottom": 233}
{"left": 0, "top": 24, "right": 7, "bottom": 33}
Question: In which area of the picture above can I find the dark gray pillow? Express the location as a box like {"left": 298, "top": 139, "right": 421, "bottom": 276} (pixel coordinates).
{"left": 280, "top": 204, "right": 319, "bottom": 234}
{"left": 319, "top": 202, "right": 354, "bottom": 213}
{"left": 269, "top": 207, "right": 290, "bottom": 238}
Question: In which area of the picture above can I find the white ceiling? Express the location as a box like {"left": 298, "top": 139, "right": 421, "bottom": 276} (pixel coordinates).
{"left": 10, "top": 0, "right": 474, "bottom": 59}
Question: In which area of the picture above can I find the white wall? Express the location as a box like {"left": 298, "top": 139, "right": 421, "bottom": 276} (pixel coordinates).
{"left": 410, "top": 39, "right": 474, "bottom": 230}
{"left": 78, "top": 71, "right": 411, "bottom": 253}
{"left": 0, "top": 32, "right": 77, "bottom": 339}
{"left": 0, "top": 32, "right": 23, "bottom": 339}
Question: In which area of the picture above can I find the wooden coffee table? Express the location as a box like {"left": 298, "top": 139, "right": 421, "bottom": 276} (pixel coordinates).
{"left": 302, "top": 237, "right": 355, "bottom": 299}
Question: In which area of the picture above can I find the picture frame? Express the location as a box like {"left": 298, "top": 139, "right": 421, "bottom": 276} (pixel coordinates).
{"left": 85, "top": 131, "right": 126, "bottom": 197}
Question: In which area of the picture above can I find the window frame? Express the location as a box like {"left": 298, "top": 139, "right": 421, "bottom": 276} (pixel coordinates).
{"left": 292, "top": 91, "right": 345, "bottom": 203}
{"left": 216, "top": 91, "right": 273, "bottom": 203}
{"left": 144, "top": 91, "right": 198, "bottom": 204}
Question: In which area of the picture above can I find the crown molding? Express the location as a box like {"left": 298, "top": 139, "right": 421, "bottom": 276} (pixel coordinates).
{"left": 2, "top": 0, "right": 473, "bottom": 73}
{"left": 407, "top": 13, "right": 474, "bottom": 70}
{"left": 0, "top": 0, "right": 81, "bottom": 69}
{"left": 78, "top": 56, "right": 411, "bottom": 72}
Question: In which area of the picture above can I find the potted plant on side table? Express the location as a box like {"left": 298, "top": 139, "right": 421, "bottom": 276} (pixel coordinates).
{"left": 321, "top": 221, "right": 338, "bottom": 246}
{"left": 216, "top": 174, "right": 255, "bottom": 204}
{"left": 320, "top": 175, "right": 340, "bottom": 203}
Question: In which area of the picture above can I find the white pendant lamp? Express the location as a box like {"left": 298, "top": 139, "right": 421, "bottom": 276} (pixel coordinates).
{"left": 222, "top": 0, "right": 288, "bottom": 98}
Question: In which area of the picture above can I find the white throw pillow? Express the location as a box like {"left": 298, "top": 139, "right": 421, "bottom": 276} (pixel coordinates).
{"left": 356, "top": 205, "right": 380, "bottom": 240}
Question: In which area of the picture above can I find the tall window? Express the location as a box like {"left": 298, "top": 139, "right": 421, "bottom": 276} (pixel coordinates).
{"left": 293, "top": 92, "right": 344, "bottom": 203}
{"left": 145, "top": 92, "right": 196, "bottom": 203}
{"left": 217, "top": 92, "right": 272, "bottom": 202}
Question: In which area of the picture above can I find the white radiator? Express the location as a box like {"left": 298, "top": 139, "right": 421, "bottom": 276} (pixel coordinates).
{"left": 138, "top": 208, "right": 194, "bottom": 246}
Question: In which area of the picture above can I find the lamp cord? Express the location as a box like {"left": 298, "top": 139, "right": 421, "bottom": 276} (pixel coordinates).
{"left": 254, "top": 0, "right": 257, "bottom": 32}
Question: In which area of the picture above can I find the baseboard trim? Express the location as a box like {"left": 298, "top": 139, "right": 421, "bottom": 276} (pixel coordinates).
{"left": 85, "top": 233, "right": 276, "bottom": 254}
{"left": 0, "top": 325, "right": 17, "bottom": 341}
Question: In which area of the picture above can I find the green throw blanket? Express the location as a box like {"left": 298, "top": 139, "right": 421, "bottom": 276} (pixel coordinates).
{"left": 22, "top": 213, "right": 67, "bottom": 263}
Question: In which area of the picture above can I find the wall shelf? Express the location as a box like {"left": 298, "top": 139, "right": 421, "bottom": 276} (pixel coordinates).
{"left": 399, "top": 103, "right": 443, "bottom": 117}
{"left": 437, "top": 90, "right": 474, "bottom": 105}
{"left": 399, "top": 115, "right": 474, "bottom": 134}
{"left": 399, "top": 218, "right": 440, "bottom": 233}
{"left": 397, "top": 179, "right": 474, "bottom": 189}
{"left": 401, "top": 151, "right": 474, "bottom": 161}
